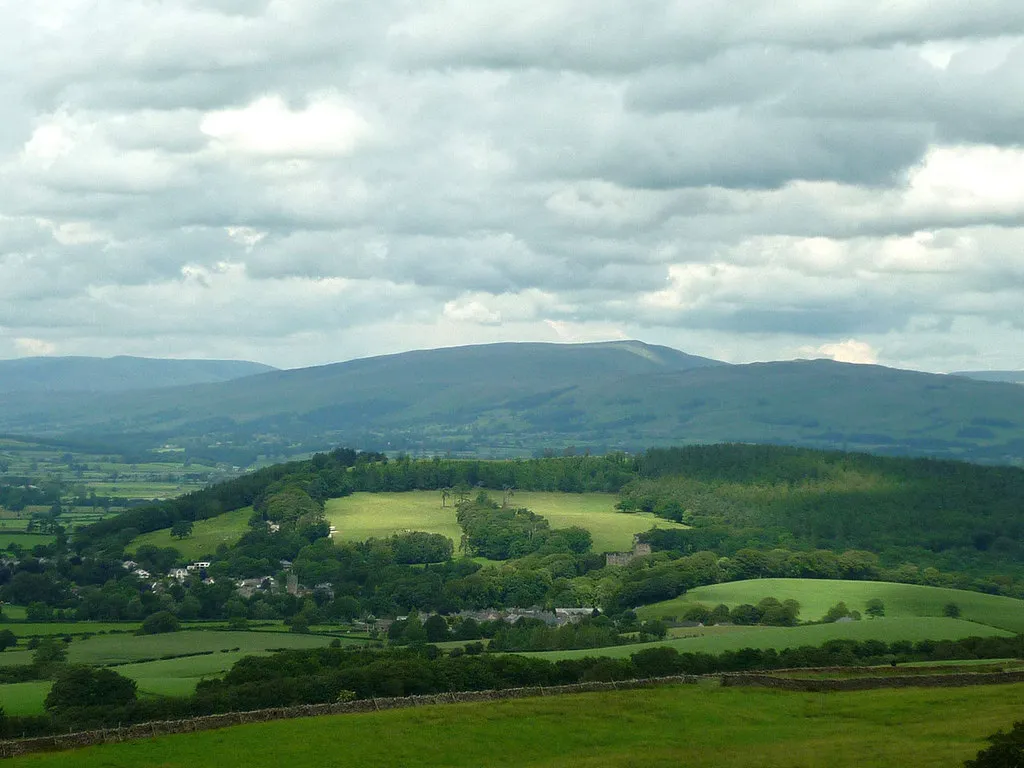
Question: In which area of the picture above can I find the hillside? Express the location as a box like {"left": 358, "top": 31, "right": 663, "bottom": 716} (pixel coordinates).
{"left": 956, "top": 371, "right": 1024, "bottom": 385}
{"left": 0, "top": 355, "right": 275, "bottom": 394}
{"left": 1, "top": 342, "right": 1024, "bottom": 463}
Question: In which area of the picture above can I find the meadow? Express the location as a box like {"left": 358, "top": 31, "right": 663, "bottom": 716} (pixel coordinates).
{"left": 325, "top": 491, "right": 685, "bottom": 552}
{"left": 129, "top": 507, "right": 254, "bottom": 560}
{"left": 635, "top": 578, "right": 1024, "bottom": 633}
{"left": 7, "top": 683, "right": 1024, "bottom": 767}
{"left": 524, "top": 617, "right": 1011, "bottom": 661}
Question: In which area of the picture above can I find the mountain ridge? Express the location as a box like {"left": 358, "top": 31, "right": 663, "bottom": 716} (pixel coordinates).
{"left": 1, "top": 341, "right": 1023, "bottom": 465}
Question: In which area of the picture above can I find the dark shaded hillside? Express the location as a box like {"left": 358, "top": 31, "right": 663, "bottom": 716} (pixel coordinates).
{"left": 0, "top": 355, "right": 275, "bottom": 394}
{"left": 2, "top": 342, "right": 1024, "bottom": 464}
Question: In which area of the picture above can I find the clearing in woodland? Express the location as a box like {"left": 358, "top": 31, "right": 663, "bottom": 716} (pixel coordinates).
{"left": 325, "top": 491, "right": 684, "bottom": 552}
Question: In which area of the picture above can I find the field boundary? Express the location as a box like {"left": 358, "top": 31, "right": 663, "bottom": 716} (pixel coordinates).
{"left": 3, "top": 670, "right": 1024, "bottom": 758}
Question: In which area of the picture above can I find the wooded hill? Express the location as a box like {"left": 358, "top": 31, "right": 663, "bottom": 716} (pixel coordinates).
{"left": 3, "top": 341, "right": 1024, "bottom": 464}
{"left": 75, "top": 444, "right": 1024, "bottom": 582}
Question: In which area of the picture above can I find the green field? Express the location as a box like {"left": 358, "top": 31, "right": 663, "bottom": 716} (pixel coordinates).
{"left": 636, "top": 578, "right": 1024, "bottom": 633}
{"left": 326, "top": 491, "right": 685, "bottom": 553}
{"left": 0, "top": 622, "right": 143, "bottom": 638}
{"left": 524, "top": 617, "right": 1012, "bottom": 661}
{"left": 0, "top": 681, "right": 51, "bottom": 716}
{"left": 129, "top": 507, "right": 254, "bottom": 560}
{"left": 64, "top": 629, "right": 339, "bottom": 665}
{"left": 0, "top": 533, "right": 55, "bottom": 549}
{"left": 7, "top": 683, "right": 1024, "bottom": 767}
{"left": 114, "top": 652, "right": 267, "bottom": 698}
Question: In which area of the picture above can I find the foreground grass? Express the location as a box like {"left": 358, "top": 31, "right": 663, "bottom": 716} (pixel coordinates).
{"left": 326, "top": 491, "right": 684, "bottom": 552}
{"left": 524, "top": 617, "right": 1011, "bottom": 661}
{"left": 636, "top": 578, "right": 1024, "bottom": 633}
{"left": 8, "top": 683, "right": 1024, "bottom": 767}
{"left": 129, "top": 507, "right": 254, "bottom": 561}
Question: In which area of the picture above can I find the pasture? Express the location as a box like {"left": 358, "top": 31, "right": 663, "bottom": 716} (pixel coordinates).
{"left": 635, "top": 578, "right": 1024, "bottom": 633}
{"left": 129, "top": 507, "right": 254, "bottom": 560}
{"left": 0, "top": 681, "right": 50, "bottom": 716}
{"left": 524, "top": 617, "right": 1012, "bottom": 661}
{"left": 7, "top": 683, "right": 1024, "bottom": 767}
{"left": 325, "top": 491, "right": 685, "bottom": 552}
{"left": 64, "top": 629, "right": 339, "bottom": 665}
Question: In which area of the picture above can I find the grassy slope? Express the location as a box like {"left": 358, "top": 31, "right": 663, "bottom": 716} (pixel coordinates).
{"left": 636, "top": 578, "right": 1024, "bottom": 633}
{"left": 129, "top": 507, "right": 254, "bottom": 560}
{"left": 325, "top": 491, "right": 685, "bottom": 553}
{"left": 8, "top": 684, "right": 1024, "bottom": 768}
{"left": 523, "top": 617, "right": 1011, "bottom": 661}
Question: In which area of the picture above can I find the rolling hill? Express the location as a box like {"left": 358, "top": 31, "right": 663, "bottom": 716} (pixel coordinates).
{"left": 0, "top": 355, "right": 275, "bottom": 394}
{"left": 955, "top": 371, "right": 1024, "bottom": 385}
{"left": 1, "top": 341, "right": 1024, "bottom": 463}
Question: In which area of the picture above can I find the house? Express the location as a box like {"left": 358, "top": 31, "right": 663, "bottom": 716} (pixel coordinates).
{"left": 236, "top": 576, "right": 275, "bottom": 598}
{"left": 167, "top": 568, "right": 189, "bottom": 581}
{"left": 132, "top": 568, "right": 151, "bottom": 579}
{"left": 121, "top": 560, "right": 138, "bottom": 570}
{"left": 186, "top": 561, "right": 211, "bottom": 572}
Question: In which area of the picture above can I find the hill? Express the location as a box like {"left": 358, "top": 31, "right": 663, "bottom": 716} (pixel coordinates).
{"left": 0, "top": 355, "right": 275, "bottom": 394}
{"left": 2, "top": 342, "right": 1024, "bottom": 463}
{"left": 956, "top": 371, "right": 1024, "bottom": 385}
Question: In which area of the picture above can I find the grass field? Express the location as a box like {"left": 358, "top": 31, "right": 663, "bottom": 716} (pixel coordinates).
{"left": 129, "top": 507, "right": 254, "bottom": 560}
{"left": 0, "top": 533, "right": 55, "bottom": 549}
{"left": 635, "top": 578, "right": 1024, "bottom": 633}
{"left": 0, "top": 622, "right": 143, "bottom": 638}
{"left": 524, "top": 617, "right": 1012, "bottom": 661}
{"left": 325, "top": 491, "right": 685, "bottom": 553}
{"left": 64, "top": 629, "right": 340, "bottom": 665}
{"left": 0, "top": 681, "right": 51, "bottom": 716}
{"left": 7, "top": 683, "right": 1024, "bottom": 767}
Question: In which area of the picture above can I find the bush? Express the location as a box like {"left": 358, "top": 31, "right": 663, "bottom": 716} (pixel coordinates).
{"left": 45, "top": 666, "right": 137, "bottom": 712}
{"left": 965, "top": 721, "right": 1024, "bottom": 767}
{"left": 140, "top": 610, "right": 181, "bottom": 635}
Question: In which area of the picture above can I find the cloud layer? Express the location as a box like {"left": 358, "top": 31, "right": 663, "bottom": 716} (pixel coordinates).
{"left": 2, "top": 1, "right": 1023, "bottom": 371}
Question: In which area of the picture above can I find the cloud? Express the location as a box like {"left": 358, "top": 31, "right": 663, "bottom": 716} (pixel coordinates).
{"left": 14, "top": 337, "right": 57, "bottom": 356}
{"left": 1, "top": 2, "right": 1023, "bottom": 372}
{"left": 802, "top": 339, "right": 880, "bottom": 365}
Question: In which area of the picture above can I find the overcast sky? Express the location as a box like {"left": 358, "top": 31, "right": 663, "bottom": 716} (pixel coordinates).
{"left": 1, "top": 1, "right": 1023, "bottom": 372}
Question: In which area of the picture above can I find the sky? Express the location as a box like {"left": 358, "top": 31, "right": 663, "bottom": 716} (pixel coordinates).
{"left": 1, "top": 1, "right": 1023, "bottom": 372}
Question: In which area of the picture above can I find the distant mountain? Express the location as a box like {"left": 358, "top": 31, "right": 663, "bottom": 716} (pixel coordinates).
{"left": 1, "top": 341, "right": 1023, "bottom": 465}
{"left": 0, "top": 355, "right": 276, "bottom": 394}
{"left": 954, "top": 371, "right": 1024, "bottom": 385}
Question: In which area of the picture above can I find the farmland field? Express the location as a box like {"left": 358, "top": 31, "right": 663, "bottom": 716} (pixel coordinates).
{"left": 325, "top": 491, "right": 685, "bottom": 552}
{"left": 7, "top": 683, "right": 1024, "bottom": 767}
{"left": 64, "top": 629, "right": 341, "bottom": 665}
{"left": 635, "top": 578, "right": 1024, "bottom": 633}
{"left": 0, "top": 681, "right": 50, "bottom": 716}
{"left": 129, "top": 507, "right": 254, "bottom": 560}
{"left": 0, "top": 533, "right": 55, "bottom": 549}
{"left": 523, "top": 617, "right": 1012, "bottom": 661}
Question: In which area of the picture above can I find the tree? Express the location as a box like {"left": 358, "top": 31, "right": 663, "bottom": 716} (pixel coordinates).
{"left": 965, "top": 721, "right": 1024, "bottom": 767}
{"left": 865, "top": 598, "right": 885, "bottom": 618}
{"left": 0, "top": 629, "right": 16, "bottom": 652}
{"left": 170, "top": 519, "right": 194, "bottom": 540}
{"left": 823, "top": 602, "right": 851, "bottom": 623}
{"left": 423, "top": 614, "right": 451, "bottom": 643}
{"left": 45, "top": 666, "right": 137, "bottom": 711}
{"left": 943, "top": 602, "right": 962, "bottom": 618}
{"left": 140, "top": 610, "right": 180, "bottom": 635}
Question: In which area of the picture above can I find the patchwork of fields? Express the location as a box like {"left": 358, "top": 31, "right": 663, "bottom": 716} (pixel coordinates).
{"left": 6, "top": 683, "right": 1024, "bottom": 768}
